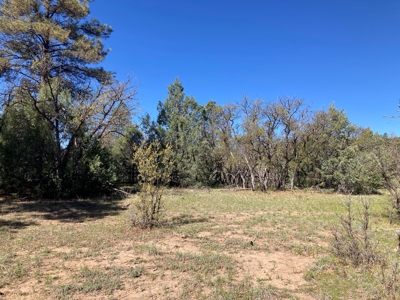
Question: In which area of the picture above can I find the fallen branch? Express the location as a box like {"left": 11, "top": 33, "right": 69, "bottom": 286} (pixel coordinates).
{"left": 113, "top": 188, "right": 132, "bottom": 197}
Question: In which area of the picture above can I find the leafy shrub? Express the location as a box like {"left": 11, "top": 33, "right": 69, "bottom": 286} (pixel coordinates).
{"left": 129, "top": 140, "right": 173, "bottom": 228}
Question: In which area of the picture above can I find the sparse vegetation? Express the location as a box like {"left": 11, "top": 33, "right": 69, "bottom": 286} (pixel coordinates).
{"left": 373, "top": 136, "right": 400, "bottom": 214}
{"left": 331, "top": 197, "right": 381, "bottom": 267}
{"left": 0, "top": 190, "right": 399, "bottom": 299}
{"left": 0, "top": 1, "right": 399, "bottom": 300}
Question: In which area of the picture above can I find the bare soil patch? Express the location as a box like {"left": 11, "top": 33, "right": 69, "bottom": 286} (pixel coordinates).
{"left": 236, "top": 251, "right": 312, "bottom": 289}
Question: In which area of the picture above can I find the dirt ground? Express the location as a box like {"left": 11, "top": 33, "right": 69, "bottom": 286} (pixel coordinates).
{"left": 0, "top": 193, "right": 329, "bottom": 299}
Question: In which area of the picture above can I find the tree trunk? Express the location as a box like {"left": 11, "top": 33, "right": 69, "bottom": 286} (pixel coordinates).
{"left": 290, "top": 171, "right": 295, "bottom": 191}
{"left": 263, "top": 169, "right": 270, "bottom": 191}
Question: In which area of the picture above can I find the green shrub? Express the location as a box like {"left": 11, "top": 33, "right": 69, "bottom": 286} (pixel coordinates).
{"left": 129, "top": 140, "right": 173, "bottom": 228}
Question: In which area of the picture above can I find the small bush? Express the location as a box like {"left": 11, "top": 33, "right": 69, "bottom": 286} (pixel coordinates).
{"left": 378, "top": 262, "right": 400, "bottom": 299}
{"left": 331, "top": 197, "right": 382, "bottom": 267}
{"left": 129, "top": 140, "right": 173, "bottom": 228}
{"left": 129, "top": 266, "right": 145, "bottom": 278}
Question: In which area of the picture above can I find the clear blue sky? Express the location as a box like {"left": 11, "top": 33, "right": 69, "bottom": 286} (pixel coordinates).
{"left": 90, "top": 0, "right": 400, "bottom": 135}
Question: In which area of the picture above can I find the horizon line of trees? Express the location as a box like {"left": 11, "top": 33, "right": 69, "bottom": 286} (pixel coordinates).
{"left": 114, "top": 78, "right": 396, "bottom": 196}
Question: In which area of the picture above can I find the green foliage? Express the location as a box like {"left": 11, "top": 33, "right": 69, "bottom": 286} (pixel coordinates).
{"left": 111, "top": 126, "right": 143, "bottom": 183}
{"left": 0, "top": 100, "right": 122, "bottom": 197}
{"left": 63, "top": 138, "right": 118, "bottom": 197}
{"left": 0, "top": 0, "right": 136, "bottom": 197}
{"left": 0, "top": 0, "right": 112, "bottom": 86}
{"left": 332, "top": 145, "right": 382, "bottom": 194}
{"left": 312, "top": 106, "right": 358, "bottom": 189}
{"left": 130, "top": 140, "right": 174, "bottom": 228}
{"left": 0, "top": 102, "right": 57, "bottom": 197}
{"left": 0, "top": 1, "right": 391, "bottom": 198}
{"left": 156, "top": 78, "right": 218, "bottom": 187}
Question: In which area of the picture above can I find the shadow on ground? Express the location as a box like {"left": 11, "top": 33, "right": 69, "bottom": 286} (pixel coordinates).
{"left": 0, "top": 219, "right": 38, "bottom": 232}
{"left": 0, "top": 196, "right": 127, "bottom": 225}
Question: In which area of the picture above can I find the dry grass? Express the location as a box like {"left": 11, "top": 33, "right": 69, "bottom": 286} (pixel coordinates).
{"left": 0, "top": 189, "right": 399, "bottom": 299}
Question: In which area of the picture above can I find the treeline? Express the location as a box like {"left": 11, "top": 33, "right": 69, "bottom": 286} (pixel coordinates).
{"left": 1, "top": 76, "right": 399, "bottom": 198}
{"left": 0, "top": 0, "right": 399, "bottom": 199}
{"left": 114, "top": 78, "right": 398, "bottom": 196}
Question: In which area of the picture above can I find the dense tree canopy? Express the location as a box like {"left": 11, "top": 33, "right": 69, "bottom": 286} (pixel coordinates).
{"left": 0, "top": 0, "right": 112, "bottom": 88}
{"left": 155, "top": 78, "right": 217, "bottom": 187}
{"left": 0, "top": 0, "right": 137, "bottom": 197}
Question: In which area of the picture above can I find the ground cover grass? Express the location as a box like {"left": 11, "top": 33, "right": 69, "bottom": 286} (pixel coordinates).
{"left": 0, "top": 189, "right": 399, "bottom": 299}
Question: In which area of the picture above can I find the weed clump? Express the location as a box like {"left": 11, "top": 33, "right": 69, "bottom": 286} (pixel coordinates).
{"left": 331, "top": 197, "right": 382, "bottom": 267}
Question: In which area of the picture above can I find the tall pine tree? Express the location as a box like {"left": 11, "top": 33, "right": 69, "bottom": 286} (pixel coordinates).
{"left": 157, "top": 78, "right": 217, "bottom": 187}
{"left": 0, "top": 0, "right": 136, "bottom": 196}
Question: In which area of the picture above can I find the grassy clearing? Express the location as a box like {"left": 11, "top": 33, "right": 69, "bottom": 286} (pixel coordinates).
{"left": 0, "top": 189, "right": 399, "bottom": 299}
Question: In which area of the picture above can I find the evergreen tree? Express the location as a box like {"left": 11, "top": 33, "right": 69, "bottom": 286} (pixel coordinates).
{"left": 0, "top": 0, "right": 112, "bottom": 88}
{"left": 0, "top": 0, "right": 136, "bottom": 196}
{"left": 0, "top": 101, "right": 55, "bottom": 196}
{"left": 157, "top": 78, "right": 216, "bottom": 187}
